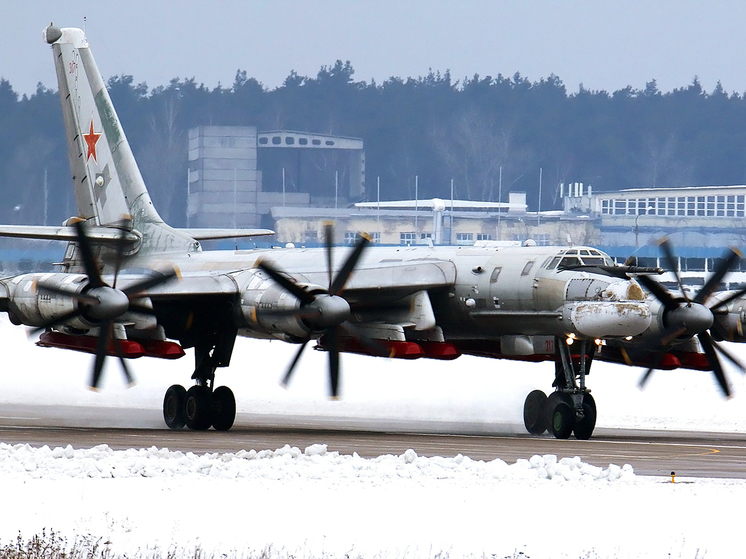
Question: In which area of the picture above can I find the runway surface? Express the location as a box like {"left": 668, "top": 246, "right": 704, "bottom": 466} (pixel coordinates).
{"left": 0, "top": 403, "right": 743, "bottom": 479}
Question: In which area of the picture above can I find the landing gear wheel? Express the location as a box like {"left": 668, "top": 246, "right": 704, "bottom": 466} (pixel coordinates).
{"left": 184, "top": 385, "right": 212, "bottom": 431}
{"left": 523, "top": 390, "right": 548, "bottom": 435}
{"left": 546, "top": 392, "right": 574, "bottom": 439}
{"left": 211, "top": 386, "right": 236, "bottom": 431}
{"left": 573, "top": 393, "right": 597, "bottom": 440}
{"left": 163, "top": 384, "right": 187, "bottom": 429}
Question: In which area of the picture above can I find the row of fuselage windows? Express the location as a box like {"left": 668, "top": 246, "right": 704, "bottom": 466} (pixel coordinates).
{"left": 601, "top": 195, "right": 746, "bottom": 217}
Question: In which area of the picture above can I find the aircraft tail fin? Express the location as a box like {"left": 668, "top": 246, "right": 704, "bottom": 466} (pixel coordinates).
{"left": 44, "top": 24, "right": 196, "bottom": 253}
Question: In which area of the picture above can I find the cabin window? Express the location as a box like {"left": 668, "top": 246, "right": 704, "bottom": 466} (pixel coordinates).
{"left": 490, "top": 267, "right": 502, "bottom": 283}
{"left": 521, "top": 261, "right": 535, "bottom": 276}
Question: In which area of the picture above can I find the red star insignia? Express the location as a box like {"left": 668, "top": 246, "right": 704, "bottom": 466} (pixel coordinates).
{"left": 83, "top": 119, "right": 102, "bottom": 162}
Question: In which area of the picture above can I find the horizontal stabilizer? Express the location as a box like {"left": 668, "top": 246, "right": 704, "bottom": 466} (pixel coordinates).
{"left": 0, "top": 225, "right": 139, "bottom": 244}
{"left": 177, "top": 228, "right": 274, "bottom": 240}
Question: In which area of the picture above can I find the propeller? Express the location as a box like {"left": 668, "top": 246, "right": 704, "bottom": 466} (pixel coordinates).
{"left": 33, "top": 220, "right": 178, "bottom": 389}
{"left": 257, "top": 222, "right": 373, "bottom": 397}
{"left": 636, "top": 238, "right": 745, "bottom": 396}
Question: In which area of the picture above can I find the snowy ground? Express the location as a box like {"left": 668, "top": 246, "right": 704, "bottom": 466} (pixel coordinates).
{"left": 0, "top": 316, "right": 745, "bottom": 558}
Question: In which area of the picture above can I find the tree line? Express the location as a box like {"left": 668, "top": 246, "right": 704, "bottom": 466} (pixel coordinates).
{"left": 1, "top": 63, "right": 746, "bottom": 227}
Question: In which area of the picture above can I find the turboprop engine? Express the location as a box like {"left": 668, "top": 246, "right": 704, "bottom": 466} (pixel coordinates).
{"left": 6, "top": 273, "right": 89, "bottom": 328}
{"left": 241, "top": 272, "right": 352, "bottom": 342}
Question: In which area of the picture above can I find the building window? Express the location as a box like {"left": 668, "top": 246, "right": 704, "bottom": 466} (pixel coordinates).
{"left": 706, "top": 196, "right": 716, "bottom": 216}
{"left": 400, "top": 232, "right": 416, "bottom": 245}
{"left": 456, "top": 233, "right": 473, "bottom": 245}
{"left": 534, "top": 233, "right": 551, "bottom": 246}
{"left": 687, "top": 197, "right": 696, "bottom": 216}
{"left": 344, "top": 232, "right": 357, "bottom": 245}
{"left": 420, "top": 233, "right": 432, "bottom": 239}
{"left": 477, "top": 233, "right": 493, "bottom": 241}
{"left": 370, "top": 232, "right": 380, "bottom": 243}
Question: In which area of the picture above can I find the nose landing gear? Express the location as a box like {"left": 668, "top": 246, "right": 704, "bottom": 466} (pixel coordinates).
{"left": 522, "top": 337, "right": 598, "bottom": 440}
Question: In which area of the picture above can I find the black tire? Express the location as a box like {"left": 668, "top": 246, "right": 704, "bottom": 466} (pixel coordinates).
{"left": 546, "top": 392, "right": 574, "bottom": 439}
{"left": 573, "top": 393, "right": 597, "bottom": 440}
{"left": 163, "top": 384, "right": 186, "bottom": 429}
{"left": 184, "top": 385, "right": 212, "bottom": 431}
{"left": 211, "top": 386, "right": 236, "bottom": 431}
{"left": 523, "top": 390, "right": 548, "bottom": 435}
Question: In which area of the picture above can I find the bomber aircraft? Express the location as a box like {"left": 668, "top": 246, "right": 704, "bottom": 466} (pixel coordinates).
{"left": 0, "top": 25, "right": 744, "bottom": 439}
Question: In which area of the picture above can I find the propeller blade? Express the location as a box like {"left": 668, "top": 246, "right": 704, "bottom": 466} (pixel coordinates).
{"left": 90, "top": 320, "right": 112, "bottom": 390}
{"left": 73, "top": 220, "right": 106, "bottom": 289}
{"left": 698, "top": 331, "right": 731, "bottom": 397}
{"left": 710, "top": 337, "right": 746, "bottom": 374}
{"left": 122, "top": 268, "right": 179, "bottom": 298}
{"left": 111, "top": 333, "right": 135, "bottom": 386}
{"left": 33, "top": 282, "right": 99, "bottom": 306}
{"left": 709, "top": 284, "right": 746, "bottom": 312}
{"left": 636, "top": 274, "right": 680, "bottom": 313}
{"left": 659, "top": 325, "right": 688, "bottom": 347}
{"left": 257, "top": 260, "right": 316, "bottom": 306}
{"left": 280, "top": 335, "right": 312, "bottom": 387}
{"left": 638, "top": 351, "right": 667, "bottom": 389}
{"left": 324, "top": 221, "right": 334, "bottom": 291}
{"left": 327, "top": 326, "right": 340, "bottom": 398}
{"left": 695, "top": 248, "right": 742, "bottom": 305}
{"left": 330, "top": 233, "right": 371, "bottom": 295}
{"left": 659, "top": 238, "right": 689, "bottom": 302}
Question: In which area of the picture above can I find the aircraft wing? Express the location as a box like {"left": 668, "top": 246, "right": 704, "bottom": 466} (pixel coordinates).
{"left": 119, "top": 259, "right": 457, "bottom": 304}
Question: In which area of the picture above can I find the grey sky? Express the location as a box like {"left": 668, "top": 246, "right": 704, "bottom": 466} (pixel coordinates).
{"left": 2, "top": 1, "right": 746, "bottom": 97}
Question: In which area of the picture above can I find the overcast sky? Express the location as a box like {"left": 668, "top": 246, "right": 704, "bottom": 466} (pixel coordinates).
{"left": 2, "top": 1, "right": 746, "bottom": 97}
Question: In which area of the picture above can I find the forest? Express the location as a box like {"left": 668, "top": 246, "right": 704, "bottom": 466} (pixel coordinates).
{"left": 1, "top": 61, "right": 746, "bottom": 227}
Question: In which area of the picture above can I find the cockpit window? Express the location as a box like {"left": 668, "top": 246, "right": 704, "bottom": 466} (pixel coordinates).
{"left": 546, "top": 256, "right": 561, "bottom": 270}
{"left": 556, "top": 248, "right": 614, "bottom": 270}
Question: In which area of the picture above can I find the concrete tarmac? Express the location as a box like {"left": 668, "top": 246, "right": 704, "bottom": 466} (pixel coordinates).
{"left": 0, "top": 403, "right": 743, "bottom": 479}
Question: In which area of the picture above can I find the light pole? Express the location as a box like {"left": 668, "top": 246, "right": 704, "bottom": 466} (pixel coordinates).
{"left": 634, "top": 205, "right": 655, "bottom": 248}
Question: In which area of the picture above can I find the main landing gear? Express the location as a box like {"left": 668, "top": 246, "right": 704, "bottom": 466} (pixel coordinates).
{"left": 162, "top": 345, "right": 237, "bottom": 431}
{"left": 522, "top": 337, "right": 597, "bottom": 440}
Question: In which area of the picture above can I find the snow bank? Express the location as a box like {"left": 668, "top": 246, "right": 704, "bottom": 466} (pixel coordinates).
{"left": 0, "top": 442, "right": 634, "bottom": 484}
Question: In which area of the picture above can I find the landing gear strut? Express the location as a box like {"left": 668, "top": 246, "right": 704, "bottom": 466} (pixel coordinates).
{"left": 162, "top": 342, "right": 237, "bottom": 431}
{"left": 522, "top": 337, "right": 598, "bottom": 440}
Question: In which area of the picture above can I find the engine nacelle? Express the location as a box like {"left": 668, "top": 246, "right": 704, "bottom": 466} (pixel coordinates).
{"left": 7, "top": 273, "right": 89, "bottom": 328}
{"left": 240, "top": 273, "right": 325, "bottom": 340}
{"left": 710, "top": 291, "right": 746, "bottom": 342}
